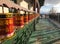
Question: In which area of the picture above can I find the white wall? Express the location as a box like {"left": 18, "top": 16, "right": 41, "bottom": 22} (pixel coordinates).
{"left": 20, "top": 0, "right": 28, "bottom": 9}
{"left": 0, "top": 6, "right": 9, "bottom": 13}
{"left": 30, "top": 7, "right": 33, "bottom": 11}
{"left": 4, "top": 7, "right": 9, "bottom": 13}
{"left": 0, "top": 7, "right": 3, "bottom": 13}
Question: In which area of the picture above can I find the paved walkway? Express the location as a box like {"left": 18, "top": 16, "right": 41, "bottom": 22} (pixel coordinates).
{"left": 28, "top": 19, "right": 60, "bottom": 44}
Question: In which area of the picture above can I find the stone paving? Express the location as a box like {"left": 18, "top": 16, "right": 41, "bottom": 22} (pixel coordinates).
{"left": 28, "top": 19, "right": 60, "bottom": 44}
{"left": 53, "top": 40, "right": 60, "bottom": 44}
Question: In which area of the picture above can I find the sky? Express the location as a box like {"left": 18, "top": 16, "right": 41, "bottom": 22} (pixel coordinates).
{"left": 40, "top": 0, "right": 60, "bottom": 14}
{"left": 40, "top": 5, "right": 53, "bottom": 14}
{"left": 44, "top": 0, "right": 60, "bottom": 5}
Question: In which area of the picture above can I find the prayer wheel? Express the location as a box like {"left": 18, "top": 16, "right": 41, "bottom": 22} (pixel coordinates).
{"left": 28, "top": 13, "right": 32, "bottom": 22}
{"left": 35, "top": 14, "right": 37, "bottom": 18}
{"left": 36, "top": 13, "right": 39, "bottom": 18}
{"left": 31, "top": 14, "right": 32, "bottom": 20}
{"left": 24, "top": 12, "right": 28, "bottom": 24}
{"left": 32, "top": 14, "right": 34, "bottom": 19}
{"left": 13, "top": 13, "right": 24, "bottom": 29}
{"left": 31, "top": 13, "right": 34, "bottom": 20}
{"left": 20, "top": 14, "right": 24, "bottom": 28}
{"left": 20, "top": 11, "right": 25, "bottom": 28}
{"left": 0, "top": 13, "right": 14, "bottom": 39}
{"left": 13, "top": 13, "right": 20, "bottom": 29}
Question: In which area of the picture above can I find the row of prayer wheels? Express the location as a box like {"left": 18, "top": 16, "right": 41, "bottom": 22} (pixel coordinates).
{"left": 0, "top": 13, "right": 14, "bottom": 40}
{"left": 0, "top": 12, "right": 39, "bottom": 41}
